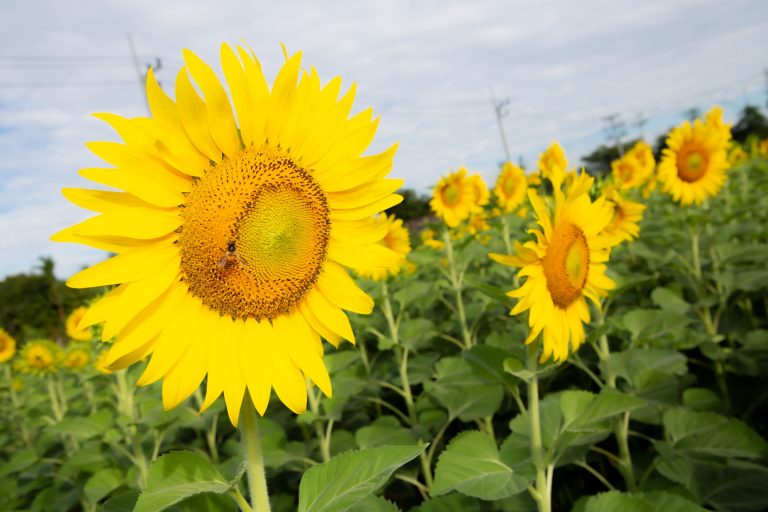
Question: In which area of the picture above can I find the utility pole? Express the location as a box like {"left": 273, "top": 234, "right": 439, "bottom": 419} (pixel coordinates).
{"left": 602, "top": 113, "right": 627, "bottom": 156}
{"left": 491, "top": 88, "right": 512, "bottom": 163}
{"left": 127, "top": 34, "right": 161, "bottom": 113}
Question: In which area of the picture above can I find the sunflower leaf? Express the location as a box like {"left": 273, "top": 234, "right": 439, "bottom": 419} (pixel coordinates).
{"left": 133, "top": 451, "right": 231, "bottom": 512}
{"left": 297, "top": 444, "right": 427, "bottom": 512}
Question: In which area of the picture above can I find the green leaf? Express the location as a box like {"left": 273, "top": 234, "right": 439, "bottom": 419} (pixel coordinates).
{"left": 682, "top": 388, "right": 721, "bottom": 412}
{"left": 663, "top": 408, "right": 768, "bottom": 459}
{"left": 85, "top": 468, "right": 124, "bottom": 504}
{"left": 347, "top": 495, "right": 400, "bottom": 512}
{"left": 463, "top": 345, "right": 518, "bottom": 389}
{"left": 581, "top": 491, "right": 655, "bottom": 512}
{"left": 133, "top": 451, "right": 230, "bottom": 512}
{"left": 355, "top": 416, "right": 415, "bottom": 449}
{"left": 651, "top": 287, "right": 690, "bottom": 315}
{"left": 297, "top": 444, "right": 426, "bottom": 512}
{"left": 399, "top": 318, "right": 437, "bottom": 352}
{"left": 565, "top": 389, "right": 646, "bottom": 432}
{"left": 49, "top": 409, "right": 112, "bottom": 441}
{"left": 411, "top": 494, "right": 481, "bottom": 512}
{"left": 425, "top": 357, "right": 503, "bottom": 421}
{"left": 98, "top": 491, "right": 139, "bottom": 512}
{"left": 432, "top": 431, "right": 528, "bottom": 500}
{"left": 0, "top": 448, "right": 37, "bottom": 478}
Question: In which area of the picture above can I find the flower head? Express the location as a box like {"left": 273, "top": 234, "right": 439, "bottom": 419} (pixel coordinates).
{"left": 66, "top": 306, "right": 92, "bottom": 342}
{"left": 53, "top": 44, "right": 402, "bottom": 425}
{"left": 658, "top": 107, "right": 732, "bottom": 205}
{"left": 0, "top": 329, "right": 16, "bottom": 363}
{"left": 62, "top": 346, "right": 91, "bottom": 371}
{"left": 538, "top": 142, "right": 568, "bottom": 181}
{"left": 601, "top": 186, "right": 645, "bottom": 243}
{"left": 420, "top": 228, "right": 445, "bottom": 250}
{"left": 490, "top": 163, "right": 619, "bottom": 362}
{"left": 494, "top": 162, "right": 527, "bottom": 213}
{"left": 430, "top": 168, "right": 481, "bottom": 227}
{"left": 19, "top": 340, "right": 61, "bottom": 375}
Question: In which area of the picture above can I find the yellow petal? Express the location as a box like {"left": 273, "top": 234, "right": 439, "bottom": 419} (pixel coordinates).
{"left": 78, "top": 167, "right": 183, "bottom": 209}
{"left": 200, "top": 314, "right": 237, "bottom": 413}
{"left": 316, "top": 262, "right": 374, "bottom": 314}
{"left": 237, "top": 46, "right": 270, "bottom": 145}
{"left": 330, "top": 218, "right": 388, "bottom": 245}
{"left": 304, "top": 288, "right": 354, "bottom": 343}
{"left": 266, "top": 51, "right": 302, "bottom": 145}
{"left": 62, "top": 188, "right": 157, "bottom": 212}
{"left": 183, "top": 49, "right": 240, "bottom": 157}
{"left": 175, "top": 68, "right": 221, "bottom": 162}
{"left": 67, "top": 243, "right": 179, "bottom": 288}
{"left": 329, "top": 194, "right": 403, "bottom": 221}
{"left": 317, "top": 144, "right": 397, "bottom": 193}
{"left": 67, "top": 209, "right": 180, "bottom": 240}
{"left": 299, "top": 301, "right": 342, "bottom": 348}
{"left": 328, "top": 242, "right": 402, "bottom": 271}
{"left": 327, "top": 178, "right": 404, "bottom": 210}
{"left": 274, "top": 315, "right": 331, "bottom": 397}
{"left": 221, "top": 43, "right": 254, "bottom": 147}
{"left": 241, "top": 319, "right": 273, "bottom": 415}
{"left": 223, "top": 319, "right": 247, "bottom": 426}
{"left": 268, "top": 326, "right": 308, "bottom": 414}
{"left": 161, "top": 312, "right": 213, "bottom": 410}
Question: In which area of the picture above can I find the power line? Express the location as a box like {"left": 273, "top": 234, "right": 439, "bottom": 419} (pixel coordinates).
{"left": 602, "top": 113, "right": 627, "bottom": 155}
{"left": 490, "top": 88, "right": 512, "bottom": 163}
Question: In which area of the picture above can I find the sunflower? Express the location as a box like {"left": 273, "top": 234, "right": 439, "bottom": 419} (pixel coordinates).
{"left": 601, "top": 187, "right": 645, "bottom": 243}
{"left": 52, "top": 44, "right": 402, "bottom": 425}
{"left": 19, "top": 340, "right": 61, "bottom": 374}
{"left": 356, "top": 214, "right": 411, "bottom": 281}
{"left": 430, "top": 168, "right": 479, "bottom": 227}
{"left": 468, "top": 173, "right": 490, "bottom": 208}
{"left": 658, "top": 108, "right": 731, "bottom": 205}
{"left": 62, "top": 346, "right": 91, "bottom": 370}
{"left": 538, "top": 142, "right": 568, "bottom": 180}
{"left": 0, "top": 328, "right": 16, "bottom": 363}
{"left": 611, "top": 152, "right": 647, "bottom": 190}
{"left": 490, "top": 164, "right": 618, "bottom": 362}
{"left": 420, "top": 228, "right": 445, "bottom": 250}
{"left": 494, "top": 162, "right": 527, "bottom": 213}
{"left": 66, "top": 306, "right": 93, "bottom": 342}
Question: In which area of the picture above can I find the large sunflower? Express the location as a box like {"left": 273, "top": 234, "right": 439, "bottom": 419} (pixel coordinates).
{"left": 0, "top": 328, "right": 16, "bottom": 363}
{"left": 53, "top": 44, "right": 402, "bottom": 425}
{"left": 658, "top": 108, "right": 731, "bottom": 205}
{"left": 494, "top": 162, "right": 527, "bottom": 213}
{"left": 430, "top": 168, "right": 479, "bottom": 227}
{"left": 490, "top": 165, "right": 618, "bottom": 362}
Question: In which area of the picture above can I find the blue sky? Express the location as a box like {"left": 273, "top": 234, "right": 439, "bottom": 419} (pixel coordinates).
{"left": 1, "top": 0, "right": 767, "bottom": 279}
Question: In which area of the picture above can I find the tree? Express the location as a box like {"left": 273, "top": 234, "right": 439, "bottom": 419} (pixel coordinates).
{"left": 731, "top": 105, "right": 768, "bottom": 143}
{"left": 580, "top": 139, "right": 640, "bottom": 178}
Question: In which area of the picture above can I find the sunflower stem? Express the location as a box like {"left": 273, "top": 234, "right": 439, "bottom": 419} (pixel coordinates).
{"left": 442, "top": 229, "right": 472, "bottom": 349}
{"left": 526, "top": 342, "right": 551, "bottom": 512}
{"left": 240, "top": 397, "right": 271, "bottom": 512}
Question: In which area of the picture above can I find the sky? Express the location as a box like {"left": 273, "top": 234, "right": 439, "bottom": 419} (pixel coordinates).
{"left": 1, "top": 0, "right": 767, "bottom": 280}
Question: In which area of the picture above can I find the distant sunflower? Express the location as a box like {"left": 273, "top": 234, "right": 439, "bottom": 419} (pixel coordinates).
{"left": 53, "top": 44, "right": 402, "bottom": 425}
{"left": 538, "top": 142, "right": 568, "bottom": 181}
{"left": 357, "top": 214, "right": 411, "bottom": 281}
{"left": 494, "top": 162, "right": 527, "bottom": 213}
{"left": 62, "top": 347, "right": 91, "bottom": 370}
{"left": 611, "top": 153, "right": 645, "bottom": 190}
{"left": 420, "top": 228, "right": 445, "bottom": 250}
{"left": 468, "top": 173, "right": 490, "bottom": 208}
{"left": 20, "top": 340, "right": 61, "bottom": 374}
{"left": 628, "top": 140, "right": 655, "bottom": 181}
{"left": 602, "top": 187, "right": 645, "bottom": 243}
{"left": 490, "top": 164, "right": 618, "bottom": 362}
{"left": 66, "top": 306, "right": 92, "bottom": 342}
{"left": 0, "top": 329, "right": 16, "bottom": 363}
{"left": 659, "top": 108, "right": 731, "bottom": 205}
{"left": 430, "top": 168, "right": 479, "bottom": 227}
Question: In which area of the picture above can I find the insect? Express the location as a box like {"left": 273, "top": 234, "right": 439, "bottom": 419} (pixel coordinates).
{"left": 218, "top": 240, "right": 248, "bottom": 270}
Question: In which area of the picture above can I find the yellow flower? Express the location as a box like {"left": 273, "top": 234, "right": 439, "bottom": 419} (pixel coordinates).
{"left": 52, "top": 44, "right": 402, "bottom": 425}
{"left": 527, "top": 170, "right": 542, "bottom": 188}
{"left": 466, "top": 212, "right": 490, "bottom": 235}
{"left": 728, "top": 144, "right": 747, "bottom": 166}
{"left": 538, "top": 142, "right": 568, "bottom": 181}
{"left": 0, "top": 328, "right": 16, "bottom": 363}
{"left": 421, "top": 228, "right": 445, "bottom": 250}
{"left": 611, "top": 151, "right": 649, "bottom": 190}
{"left": 468, "top": 173, "right": 490, "bottom": 208}
{"left": 430, "top": 168, "right": 480, "bottom": 227}
{"left": 62, "top": 347, "right": 91, "bottom": 370}
{"left": 490, "top": 164, "right": 618, "bottom": 362}
{"left": 66, "top": 306, "right": 92, "bottom": 342}
{"left": 19, "top": 340, "right": 61, "bottom": 374}
{"left": 94, "top": 351, "right": 113, "bottom": 375}
{"left": 494, "top": 162, "right": 527, "bottom": 213}
{"left": 602, "top": 187, "right": 645, "bottom": 243}
{"left": 357, "top": 214, "right": 411, "bottom": 281}
{"left": 629, "top": 141, "right": 655, "bottom": 180}
{"left": 705, "top": 106, "right": 732, "bottom": 146}
{"left": 658, "top": 108, "right": 731, "bottom": 205}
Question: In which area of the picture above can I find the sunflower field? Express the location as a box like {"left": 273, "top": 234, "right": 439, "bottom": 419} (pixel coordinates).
{"left": 2, "top": 45, "right": 768, "bottom": 512}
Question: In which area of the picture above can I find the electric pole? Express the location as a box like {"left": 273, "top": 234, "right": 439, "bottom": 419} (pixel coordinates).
{"left": 491, "top": 88, "right": 512, "bottom": 163}
{"left": 602, "top": 113, "right": 627, "bottom": 156}
{"left": 127, "top": 34, "right": 161, "bottom": 113}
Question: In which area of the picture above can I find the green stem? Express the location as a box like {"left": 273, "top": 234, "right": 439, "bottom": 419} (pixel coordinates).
{"left": 240, "top": 397, "right": 271, "bottom": 512}
{"left": 230, "top": 489, "right": 254, "bottom": 512}
{"left": 527, "top": 343, "right": 551, "bottom": 512}
{"left": 442, "top": 229, "right": 472, "bottom": 348}
{"left": 46, "top": 377, "right": 64, "bottom": 422}
{"left": 5, "top": 366, "right": 30, "bottom": 445}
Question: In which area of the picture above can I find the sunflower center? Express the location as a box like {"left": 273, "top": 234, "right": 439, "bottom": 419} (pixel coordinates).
{"left": 617, "top": 162, "right": 634, "bottom": 183}
{"left": 677, "top": 146, "right": 708, "bottom": 183}
{"left": 0, "top": 338, "right": 6, "bottom": 351}
{"left": 179, "top": 145, "right": 330, "bottom": 321}
{"left": 29, "top": 349, "right": 52, "bottom": 369}
{"left": 441, "top": 183, "right": 461, "bottom": 207}
{"left": 608, "top": 201, "right": 626, "bottom": 231}
{"left": 542, "top": 222, "right": 589, "bottom": 308}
